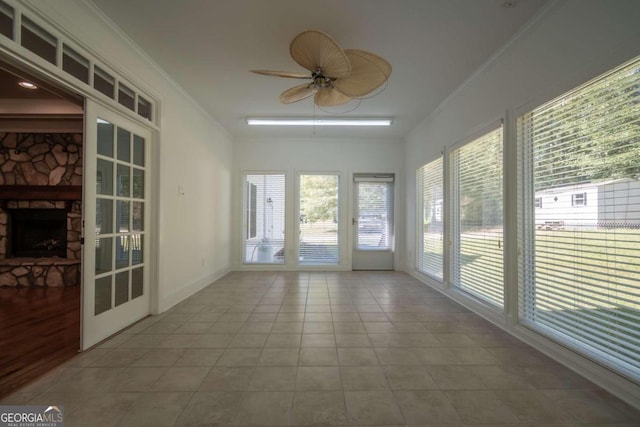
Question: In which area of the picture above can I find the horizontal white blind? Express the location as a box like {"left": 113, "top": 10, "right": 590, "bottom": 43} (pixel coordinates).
{"left": 418, "top": 157, "right": 444, "bottom": 279}
{"left": 451, "top": 127, "right": 504, "bottom": 308}
{"left": 356, "top": 180, "right": 393, "bottom": 250}
{"left": 244, "top": 174, "right": 285, "bottom": 264}
{"left": 299, "top": 174, "right": 339, "bottom": 264}
{"left": 518, "top": 56, "right": 640, "bottom": 380}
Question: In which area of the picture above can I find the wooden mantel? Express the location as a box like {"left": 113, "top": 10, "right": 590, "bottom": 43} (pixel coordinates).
{"left": 0, "top": 185, "right": 82, "bottom": 201}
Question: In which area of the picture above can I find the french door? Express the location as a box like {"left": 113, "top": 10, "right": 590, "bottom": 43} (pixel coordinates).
{"left": 352, "top": 175, "right": 394, "bottom": 270}
{"left": 82, "top": 100, "right": 151, "bottom": 349}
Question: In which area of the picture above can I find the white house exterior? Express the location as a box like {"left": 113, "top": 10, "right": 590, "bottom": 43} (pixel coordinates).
{"left": 535, "top": 178, "right": 640, "bottom": 228}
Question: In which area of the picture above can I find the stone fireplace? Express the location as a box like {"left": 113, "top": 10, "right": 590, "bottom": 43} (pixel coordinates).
{"left": 0, "top": 132, "right": 83, "bottom": 287}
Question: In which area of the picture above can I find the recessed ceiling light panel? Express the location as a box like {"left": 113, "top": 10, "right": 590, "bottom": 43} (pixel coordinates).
{"left": 246, "top": 117, "right": 392, "bottom": 127}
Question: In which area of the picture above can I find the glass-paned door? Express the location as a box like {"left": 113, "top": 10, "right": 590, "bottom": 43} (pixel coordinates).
{"left": 83, "top": 100, "right": 150, "bottom": 349}
{"left": 352, "top": 175, "right": 394, "bottom": 270}
{"left": 298, "top": 174, "right": 339, "bottom": 264}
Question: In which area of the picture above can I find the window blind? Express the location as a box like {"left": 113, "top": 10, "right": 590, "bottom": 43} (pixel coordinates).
{"left": 243, "top": 174, "right": 285, "bottom": 264}
{"left": 355, "top": 178, "right": 393, "bottom": 251}
{"left": 518, "top": 57, "right": 640, "bottom": 380}
{"left": 418, "top": 158, "right": 444, "bottom": 279}
{"left": 451, "top": 127, "right": 504, "bottom": 308}
{"left": 298, "top": 174, "right": 340, "bottom": 264}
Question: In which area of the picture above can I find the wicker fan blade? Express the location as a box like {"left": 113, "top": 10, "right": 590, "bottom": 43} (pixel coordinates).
{"left": 333, "top": 49, "right": 392, "bottom": 97}
{"left": 314, "top": 87, "right": 352, "bottom": 107}
{"left": 280, "top": 83, "right": 315, "bottom": 104}
{"left": 251, "top": 69, "right": 310, "bottom": 79}
{"left": 290, "top": 30, "right": 351, "bottom": 78}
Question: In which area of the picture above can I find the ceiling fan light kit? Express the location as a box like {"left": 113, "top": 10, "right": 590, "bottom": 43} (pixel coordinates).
{"left": 251, "top": 30, "right": 391, "bottom": 107}
{"left": 245, "top": 118, "right": 392, "bottom": 127}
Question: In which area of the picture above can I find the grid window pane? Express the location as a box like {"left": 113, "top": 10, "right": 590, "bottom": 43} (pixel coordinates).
{"left": 451, "top": 127, "right": 504, "bottom": 308}
{"left": 418, "top": 157, "right": 444, "bottom": 279}
{"left": 518, "top": 56, "right": 640, "bottom": 381}
{"left": 244, "top": 174, "right": 285, "bottom": 264}
{"left": 298, "top": 174, "right": 339, "bottom": 264}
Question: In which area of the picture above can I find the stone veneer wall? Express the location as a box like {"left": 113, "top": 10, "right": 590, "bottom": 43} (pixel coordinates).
{"left": 0, "top": 133, "right": 83, "bottom": 287}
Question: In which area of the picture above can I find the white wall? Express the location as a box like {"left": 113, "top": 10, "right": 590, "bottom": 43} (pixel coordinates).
{"left": 233, "top": 137, "right": 404, "bottom": 270}
{"left": 403, "top": 0, "right": 640, "bottom": 407}
{"left": 15, "top": 0, "right": 234, "bottom": 311}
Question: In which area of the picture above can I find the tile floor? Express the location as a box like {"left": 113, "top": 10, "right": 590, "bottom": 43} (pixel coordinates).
{"left": 3, "top": 271, "right": 640, "bottom": 426}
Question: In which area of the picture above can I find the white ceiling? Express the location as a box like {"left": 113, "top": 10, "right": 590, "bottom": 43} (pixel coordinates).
{"left": 88, "top": 0, "right": 548, "bottom": 140}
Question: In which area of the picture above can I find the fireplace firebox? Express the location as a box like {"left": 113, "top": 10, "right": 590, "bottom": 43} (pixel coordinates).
{"left": 8, "top": 209, "right": 68, "bottom": 258}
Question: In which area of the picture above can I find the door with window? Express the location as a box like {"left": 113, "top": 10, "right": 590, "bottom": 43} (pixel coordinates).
{"left": 352, "top": 175, "right": 394, "bottom": 270}
{"left": 83, "top": 100, "right": 151, "bottom": 349}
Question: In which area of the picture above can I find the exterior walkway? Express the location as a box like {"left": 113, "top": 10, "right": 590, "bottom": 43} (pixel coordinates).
{"left": 3, "top": 271, "right": 639, "bottom": 426}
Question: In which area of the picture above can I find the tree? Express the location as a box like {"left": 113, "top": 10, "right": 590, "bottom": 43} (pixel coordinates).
{"left": 300, "top": 175, "right": 338, "bottom": 223}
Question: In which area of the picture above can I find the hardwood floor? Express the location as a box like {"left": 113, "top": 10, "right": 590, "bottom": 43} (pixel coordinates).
{"left": 0, "top": 286, "right": 80, "bottom": 397}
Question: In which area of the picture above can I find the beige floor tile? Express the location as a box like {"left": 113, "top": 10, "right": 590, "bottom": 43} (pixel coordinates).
{"left": 542, "top": 389, "right": 640, "bottom": 424}
{"left": 190, "top": 333, "right": 234, "bottom": 348}
{"left": 374, "top": 347, "right": 423, "bottom": 365}
{"left": 259, "top": 348, "right": 300, "bottom": 366}
{"left": 426, "top": 365, "right": 487, "bottom": 390}
{"left": 174, "top": 391, "right": 244, "bottom": 426}
{"left": 292, "top": 391, "right": 348, "bottom": 425}
{"left": 199, "top": 367, "right": 254, "bottom": 391}
{"left": 332, "top": 312, "right": 362, "bottom": 322}
{"left": 240, "top": 322, "right": 274, "bottom": 333}
{"left": 249, "top": 367, "right": 297, "bottom": 390}
{"left": 174, "top": 322, "right": 214, "bottom": 334}
{"left": 153, "top": 366, "right": 210, "bottom": 391}
{"left": 344, "top": 390, "right": 405, "bottom": 425}
{"left": 115, "top": 391, "right": 191, "bottom": 426}
{"left": 303, "top": 322, "right": 334, "bottom": 333}
{"left": 335, "top": 333, "right": 372, "bottom": 347}
{"left": 174, "top": 348, "right": 224, "bottom": 366}
{"left": 299, "top": 348, "right": 339, "bottom": 366}
{"left": 229, "top": 333, "right": 269, "bottom": 348}
{"left": 341, "top": 366, "right": 389, "bottom": 390}
{"left": 333, "top": 322, "right": 366, "bottom": 333}
{"left": 131, "top": 348, "right": 185, "bottom": 367}
{"left": 48, "top": 367, "right": 126, "bottom": 392}
{"left": 494, "top": 389, "right": 577, "bottom": 424}
{"left": 265, "top": 333, "right": 302, "bottom": 348}
{"left": 270, "top": 322, "right": 304, "bottom": 333}
{"left": 383, "top": 365, "right": 438, "bottom": 390}
{"left": 394, "top": 390, "right": 461, "bottom": 425}
{"left": 337, "top": 348, "right": 379, "bottom": 365}
{"left": 208, "top": 322, "right": 244, "bottom": 333}
{"left": 445, "top": 390, "right": 519, "bottom": 424}
{"left": 296, "top": 367, "right": 342, "bottom": 390}
{"left": 88, "top": 348, "right": 149, "bottom": 367}
{"left": 65, "top": 392, "right": 139, "bottom": 427}
{"left": 301, "top": 333, "right": 336, "bottom": 347}
{"left": 116, "top": 367, "right": 167, "bottom": 391}
{"left": 233, "top": 391, "right": 293, "bottom": 426}
{"left": 216, "top": 348, "right": 262, "bottom": 366}
{"left": 305, "top": 313, "right": 333, "bottom": 322}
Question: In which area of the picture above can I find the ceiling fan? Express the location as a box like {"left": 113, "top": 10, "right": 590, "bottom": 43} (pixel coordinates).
{"left": 251, "top": 30, "right": 392, "bottom": 107}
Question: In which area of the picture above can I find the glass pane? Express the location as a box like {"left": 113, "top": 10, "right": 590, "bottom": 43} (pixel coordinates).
{"left": 95, "top": 237, "right": 113, "bottom": 274}
{"left": 137, "top": 97, "right": 152, "bottom": 121}
{"left": 114, "top": 271, "right": 129, "bottom": 307}
{"left": 62, "top": 45, "right": 89, "bottom": 83}
{"left": 132, "top": 267, "right": 144, "bottom": 299}
{"left": 132, "top": 168, "right": 144, "bottom": 199}
{"left": 116, "top": 201, "right": 130, "bottom": 233}
{"left": 95, "top": 198, "right": 113, "bottom": 235}
{"left": 298, "top": 175, "right": 339, "bottom": 264}
{"left": 95, "top": 276, "right": 112, "bottom": 315}
{"left": 117, "top": 127, "right": 131, "bottom": 162}
{"left": 94, "top": 67, "right": 115, "bottom": 99}
{"left": 96, "top": 159, "right": 113, "bottom": 195}
{"left": 356, "top": 181, "right": 392, "bottom": 250}
{"left": 132, "top": 234, "right": 143, "bottom": 265}
{"left": 117, "top": 164, "right": 130, "bottom": 197}
{"left": 132, "top": 202, "right": 144, "bottom": 232}
{"left": 21, "top": 18, "right": 56, "bottom": 64}
{"left": 133, "top": 135, "right": 145, "bottom": 166}
{"left": 116, "top": 235, "right": 129, "bottom": 269}
{"left": 0, "top": 3, "right": 13, "bottom": 39}
{"left": 118, "top": 83, "right": 135, "bottom": 111}
{"left": 97, "top": 120, "right": 114, "bottom": 157}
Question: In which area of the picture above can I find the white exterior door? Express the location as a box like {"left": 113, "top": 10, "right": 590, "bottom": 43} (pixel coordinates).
{"left": 352, "top": 175, "right": 394, "bottom": 270}
{"left": 82, "top": 100, "right": 151, "bottom": 349}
